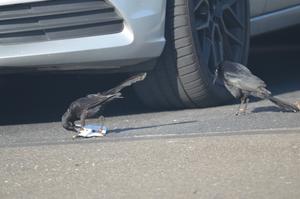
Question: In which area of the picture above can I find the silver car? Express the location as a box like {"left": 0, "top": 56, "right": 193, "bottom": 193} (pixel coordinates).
{"left": 0, "top": 0, "right": 300, "bottom": 108}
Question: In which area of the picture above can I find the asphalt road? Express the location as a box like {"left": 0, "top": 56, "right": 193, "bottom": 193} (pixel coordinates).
{"left": 1, "top": 27, "right": 300, "bottom": 198}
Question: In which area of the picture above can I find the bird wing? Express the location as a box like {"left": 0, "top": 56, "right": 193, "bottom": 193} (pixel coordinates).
{"left": 224, "top": 70, "right": 267, "bottom": 92}
{"left": 224, "top": 83, "right": 242, "bottom": 98}
{"left": 73, "top": 94, "right": 118, "bottom": 111}
{"left": 103, "top": 73, "right": 147, "bottom": 95}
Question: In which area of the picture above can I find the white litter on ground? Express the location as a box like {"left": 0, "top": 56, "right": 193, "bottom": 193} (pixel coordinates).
{"left": 73, "top": 124, "right": 108, "bottom": 138}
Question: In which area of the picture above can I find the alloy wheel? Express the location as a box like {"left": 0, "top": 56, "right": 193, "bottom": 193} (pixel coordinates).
{"left": 191, "top": 0, "right": 247, "bottom": 74}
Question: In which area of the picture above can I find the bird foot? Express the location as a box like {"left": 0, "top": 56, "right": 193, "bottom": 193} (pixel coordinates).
{"left": 235, "top": 108, "right": 247, "bottom": 116}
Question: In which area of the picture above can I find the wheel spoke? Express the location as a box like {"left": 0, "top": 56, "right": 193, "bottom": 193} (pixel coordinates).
{"left": 191, "top": 0, "right": 246, "bottom": 73}
{"left": 215, "top": 0, "right": 237, "bottom": 9}
{"left": 222, "top": 32, "right": 234, "bottom": 60}
{"left": 223, "top": 6, "right": 244, "bottom": 29}
{"left": 215, "top": 25, "right": 224, "bottom": 63}
{"left": 202, "top": 37, "right": 212, "bottom": 64}
{"left": 210, "top": 25, "right": 216, "bottom": 62}
{"left": 209, "top": 38, "right": 218, "bottom": 67}
{"left": 227, "top": 0, "right": 238, "bottom": 7}
{"left": 210, "top": 24, "right": 223, "bottom": 66}
{"left": 194, "top": 0, "right": 205, "bottom": 13}
{"left": 219, "top": 19, "right": 243, "bottom": 46}
{"left": 193, "top": 0, "right": 210, "bottom": 31}
{"left": 196, "top": 21, "right": 209, "bottom": 31}
{"left": 226, "top": 29, "right": 242, "bottom": 46}
{"left": 194, "top": 0, "right": 209, "bottom": 16}
{"left": 211, "top": 42, "right": 222, "bottom": 67}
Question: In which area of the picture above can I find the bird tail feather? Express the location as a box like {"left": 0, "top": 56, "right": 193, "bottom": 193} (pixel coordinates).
{"left": 103, "top": 73, "right": 147, "bottom": 95}
{"left": 267, "top": 96, "right": 299, "bottom": 112}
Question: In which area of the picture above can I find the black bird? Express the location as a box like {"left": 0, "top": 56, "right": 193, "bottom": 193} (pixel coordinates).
{"left": 213, "top": 61, "right": 299, "bottom": 115}
{"left": 62, "top": 73, "right": 147, "bottom": 131}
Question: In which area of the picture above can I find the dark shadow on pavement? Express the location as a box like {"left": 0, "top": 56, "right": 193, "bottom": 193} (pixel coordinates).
{"left": 252, "top": 106, "right": 286, "bottom": 113}
{"left": 109, "top": 120, "right": 198, "bottom": 134}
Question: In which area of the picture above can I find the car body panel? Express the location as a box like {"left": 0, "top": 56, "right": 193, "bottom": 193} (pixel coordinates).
{"left": 250, "top": 0, "right": 267, "bottom": 17}
{"left": 0, "top": 0, "right": 300, "bottom": 72}
{"left": 251, "top": 3, "right": 300, "bottom": 35}
{"left": 0, "top": 0, "right": 166, "bottom": 71}
{"left": 265, "top": 0, "right": 300, "bottom": 13}
{"left": 0, "top": 0, "right": 47, "bottom": 6}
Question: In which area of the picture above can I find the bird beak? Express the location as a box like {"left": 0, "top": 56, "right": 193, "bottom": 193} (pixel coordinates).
{"left": 213, "top": 68, "right": 218, "bottom": 85}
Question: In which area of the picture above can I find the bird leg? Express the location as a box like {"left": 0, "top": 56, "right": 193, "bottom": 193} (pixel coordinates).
{"left": 98, "top": 115, "right": 105, "bottom": 136}
{"left": 98, "top": 115, "right": 105, "bottom": 128}
{"left": 235, "top": 95, "right": 247, "bottom": 116}
{"left": 241, "top": 98, "right": 250, "bottom": 115}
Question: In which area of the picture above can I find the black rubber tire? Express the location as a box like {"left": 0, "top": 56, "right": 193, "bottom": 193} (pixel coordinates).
{"left": 135, "top": 0, "right": 250, "bottom": 109}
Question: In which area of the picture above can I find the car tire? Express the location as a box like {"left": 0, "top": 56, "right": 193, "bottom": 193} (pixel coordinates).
{"left": 135, "top": 0, "right": 250, "bottom": 109}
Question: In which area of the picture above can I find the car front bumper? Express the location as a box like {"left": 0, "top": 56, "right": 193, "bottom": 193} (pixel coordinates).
{"left": 0, "top": 0, "right": 166, "bottom": 71}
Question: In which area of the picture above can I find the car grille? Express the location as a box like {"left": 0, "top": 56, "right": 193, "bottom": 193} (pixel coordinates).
{"left": 0, "top": 0, "right": 124, "bottom": 44}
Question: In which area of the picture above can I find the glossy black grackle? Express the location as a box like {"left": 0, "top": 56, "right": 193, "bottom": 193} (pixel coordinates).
{"left": 213, "top": 61, "right": 299, "bottom": 115}
{"left": 62, "top": 73, "right": 147, "bottom": 131}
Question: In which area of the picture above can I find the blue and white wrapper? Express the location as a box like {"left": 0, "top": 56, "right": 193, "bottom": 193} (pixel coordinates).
{"left": 75, "top": 124, "right": 108, "bottom": 138}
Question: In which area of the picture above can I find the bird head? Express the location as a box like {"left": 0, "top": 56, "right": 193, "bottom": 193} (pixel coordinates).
{"left": 61, "top": 109, "right": 76, "bottom": 132}
{"left": 62, "top": 121, "right": 76, "bottom": 131}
